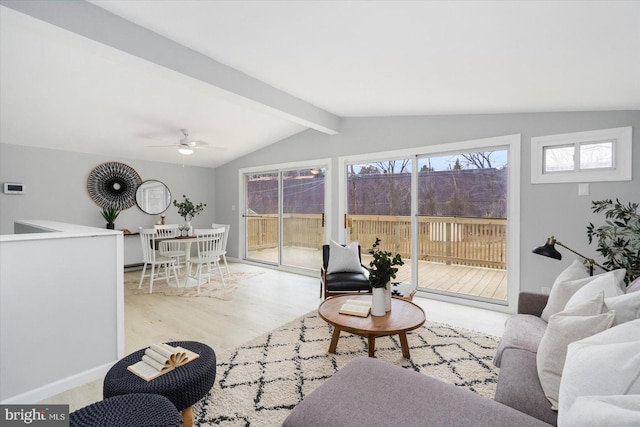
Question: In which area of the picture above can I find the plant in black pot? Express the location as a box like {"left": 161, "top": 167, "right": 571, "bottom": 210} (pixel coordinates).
{"left": 101, "top": 207, "right": 120, "bottom": 230}
{"left": 367, "top": 237, "right": 404, "bottom": 316}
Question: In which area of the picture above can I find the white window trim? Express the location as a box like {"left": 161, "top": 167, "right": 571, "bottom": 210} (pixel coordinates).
{"left": 531, "top": 126, "right": 632, "bottom": 184}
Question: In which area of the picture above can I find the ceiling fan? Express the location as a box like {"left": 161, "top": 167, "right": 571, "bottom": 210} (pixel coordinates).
{"left": 148, "top": 129, "right": 217, "bottom": 155}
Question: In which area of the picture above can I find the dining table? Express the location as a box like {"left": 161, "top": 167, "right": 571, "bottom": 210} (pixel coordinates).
{"left": 155, "top": 235, "right": 202, "bottom": 288}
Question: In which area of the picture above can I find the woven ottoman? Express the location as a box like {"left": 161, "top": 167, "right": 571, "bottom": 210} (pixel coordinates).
{"left": 103, "top": 341, "right": 216, "bottom": 427}
{"left": 70, "top": 393, "right": 180, "bottom": 427}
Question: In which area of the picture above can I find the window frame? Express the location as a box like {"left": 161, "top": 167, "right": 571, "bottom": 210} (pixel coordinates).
{"left": 531, "top": 126, "right": 632, "bottom": 184}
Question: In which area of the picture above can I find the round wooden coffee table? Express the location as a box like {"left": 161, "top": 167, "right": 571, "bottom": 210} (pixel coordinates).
{"left": 318, "top": 294, "right": 426, "bottom": 358}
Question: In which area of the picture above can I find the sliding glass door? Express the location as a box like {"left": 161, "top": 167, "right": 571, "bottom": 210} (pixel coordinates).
{"left": 416, "top": 149, "right": 508, "bottom": 302}
{"left": 282, "top": 168, "right": 326, "bottom": 270}
{"left": 245, "top": 171, "right": 279, "bottom": 265}
{"left": 244, "top": 166, "right": 327, "bottom": 272}
{"left": 346, "top": 159, "right": 412, "bottom": 283}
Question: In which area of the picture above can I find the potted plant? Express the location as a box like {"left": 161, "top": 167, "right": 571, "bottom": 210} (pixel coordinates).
{"left": 101, "top": 207, "right": 120, "bottom": 229}
{"left": 367, "top": 237, "right": 404, "bottom": 316}
{"left": 173, "top": 195, "right": 206, "bottom": 235}
{"left": 587, "top": 199, "right": 640, "bottom": 285}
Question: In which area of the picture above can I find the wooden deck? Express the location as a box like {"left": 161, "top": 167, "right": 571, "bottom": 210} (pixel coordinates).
{"left": 391, "top": 257, "right": 507, "bottom": 301}
{"left": 247, "top": 247, "right": 507, "bottom": 302}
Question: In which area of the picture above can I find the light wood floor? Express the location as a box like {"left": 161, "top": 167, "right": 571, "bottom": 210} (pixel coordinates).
{"left": 39, "top": 262, "right": 509, "bottom": 412}
{"left": 123, "top": 262, "right": 320, "bottom": 355}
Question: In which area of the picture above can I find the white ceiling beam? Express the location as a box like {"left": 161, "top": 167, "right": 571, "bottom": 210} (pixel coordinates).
{"left": 1, "top": 0, "right": 341, "bottom": 135}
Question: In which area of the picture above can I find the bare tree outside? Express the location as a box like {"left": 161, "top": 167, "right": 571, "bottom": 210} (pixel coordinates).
{"left": 460, "top": 151, "right": 496, "bottom": 169}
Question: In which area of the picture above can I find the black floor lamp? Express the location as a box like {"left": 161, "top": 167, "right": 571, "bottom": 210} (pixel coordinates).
{"left": 532, "top": 236, "right": 607, "bottom": 276}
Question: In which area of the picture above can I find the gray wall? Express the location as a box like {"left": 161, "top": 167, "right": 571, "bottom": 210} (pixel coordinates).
{"left": 2, "top": 111, "right": 638, "bottom": 294}
{"left": 215, "top": 110, "right": 640, "bottom": 294}
{"left": 0, "top": 143, "right": 217, "bottom": 235}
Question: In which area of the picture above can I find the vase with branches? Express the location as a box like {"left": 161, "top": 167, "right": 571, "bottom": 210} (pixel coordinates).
{"left": 587, "top": 199, "right": 640, "bottom": 285}
{"left": 173, "top": 195, "right": 206, "bottom": 235}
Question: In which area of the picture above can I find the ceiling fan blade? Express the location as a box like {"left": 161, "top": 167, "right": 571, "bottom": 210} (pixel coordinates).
{"left": 145, "top": 129, "right": 226, "bottom": 154}
{"left": 185, "top": 140, "right": 208, "bottom": 148}
{"left": 191, "top": 140, "right": 227, "bottom": 150}
{"left": 147, "top": 144, "right": 178, "bottom": 148}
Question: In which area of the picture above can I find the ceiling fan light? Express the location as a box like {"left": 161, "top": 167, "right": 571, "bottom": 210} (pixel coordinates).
{"left": 178, "top": 147, "right": 194, "bottom": 155}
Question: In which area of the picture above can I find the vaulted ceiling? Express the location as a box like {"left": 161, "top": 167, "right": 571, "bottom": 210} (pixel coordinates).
{"left": 1, "top": 1, "right": 639, "bottom": 168}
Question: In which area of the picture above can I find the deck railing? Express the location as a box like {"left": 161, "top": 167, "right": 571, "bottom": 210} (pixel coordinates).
{"left": 246, "top": 214, "right": 507, "bottom": 269}
{"left": 246, "top": 214, "right": 324, "bottom": 250}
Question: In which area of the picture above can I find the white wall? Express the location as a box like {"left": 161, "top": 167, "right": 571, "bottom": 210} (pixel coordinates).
{"left": 215, "top": 110, "right": 640, "bottom": 294}
{"left": 0, "top": 221, "right": 123, "bottom": 403}
{"left": 0, "top": 144, "right": 217, "bottom": 235}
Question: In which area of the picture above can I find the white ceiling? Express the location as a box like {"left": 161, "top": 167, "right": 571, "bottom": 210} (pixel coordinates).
{"left": 1, "top": 1, "right": 639, "bottom": 168}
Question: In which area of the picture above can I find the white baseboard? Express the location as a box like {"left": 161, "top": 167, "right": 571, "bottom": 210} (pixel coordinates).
{"left": 0, "top": 361, "right": 114, "bottom": 404}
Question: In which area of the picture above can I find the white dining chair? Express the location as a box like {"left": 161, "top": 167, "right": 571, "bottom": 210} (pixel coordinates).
{"left": 211, "top": 223, "right": 230, "bottom": 277}
{"left": 154, "top": 224, "right": 185, "bottom": 268}
{"left": 190, "top": 228, "right": 227, "bottom": 294}
{"left": 154, "top": 224, "right": 180, "bottom": 237}
{"left": 138, "top": 228, "right": 180, "bottom": 293}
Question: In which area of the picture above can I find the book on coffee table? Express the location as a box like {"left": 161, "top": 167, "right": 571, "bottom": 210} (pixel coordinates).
{"left": 339, "top": 299, "right": 371, "bottom": 317}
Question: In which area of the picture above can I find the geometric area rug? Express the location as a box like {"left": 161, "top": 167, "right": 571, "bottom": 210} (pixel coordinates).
{"left": 192, "top": 310, "right": 500, "bottom": 426}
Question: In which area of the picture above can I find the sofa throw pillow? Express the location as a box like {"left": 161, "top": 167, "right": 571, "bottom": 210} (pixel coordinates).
{"left": 541, "top": 265, "right": 606, "bottom": 322}
{"left": 558, "top": 319, "right": 640, "bottom": 426}
{"left": 536, "top": 295, "right": 615, "bottom": 410}
{"left": 627, "top": 276, "right": 640, "bottom": 294}
{"left": 562, "top": 395, "right": 640, "bottom": 427}
{"left": 327, "top": 240, "right": 363, "bottom": 274}
{"left": 605, "top": 292, "right": 640, "bottom": 325}
{"left": 564, "top": 269, "right": 626, "bottom": 311}
{"left": 554, "top": 259, "right": 590, "bottom": 284}
{"left": 553, "top": 259, "right": 589, "bottom": 285}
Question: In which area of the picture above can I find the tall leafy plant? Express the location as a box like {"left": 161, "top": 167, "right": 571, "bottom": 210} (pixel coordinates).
{"left": 586, "top": 199, "right": 640, "bottom": 284}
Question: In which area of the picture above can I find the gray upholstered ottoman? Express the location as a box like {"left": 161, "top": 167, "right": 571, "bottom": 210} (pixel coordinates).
{"left": 283, "top": 357, "right": 552, "bottom": 427}
{"left": 70, "top": 393, "right": 180, "bottom": 427}
{"left": 103, "top": 341, "right": 216, "bottom": 427}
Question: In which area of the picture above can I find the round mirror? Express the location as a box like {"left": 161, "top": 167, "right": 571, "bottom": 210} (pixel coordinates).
{"left": 135, "top": 180, "right": 171, "bottom": 215}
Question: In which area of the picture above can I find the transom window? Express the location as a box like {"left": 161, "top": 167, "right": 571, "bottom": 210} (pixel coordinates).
{"left": 543, "top": 140, "right": 614, "bottom": 173}
{"left": 532, "top": 127, "right": 632, "bottom": 184}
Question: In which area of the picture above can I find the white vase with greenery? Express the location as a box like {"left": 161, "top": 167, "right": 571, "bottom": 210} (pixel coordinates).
{"left": 173, "top": 195, "right": 206, "bottom": 236}
{"left": 371, "top": 287, "right": 386, "bottom": 316}
{"left": 367, "top": 237, "right": 404, "bottom": 316}
{"left": 384, "top": 283, "right": 392, "bottom": 311}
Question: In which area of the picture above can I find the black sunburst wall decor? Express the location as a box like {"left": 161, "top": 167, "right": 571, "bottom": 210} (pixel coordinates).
{"left": 87, "top": 162, "right": 142, "bottom": 210}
